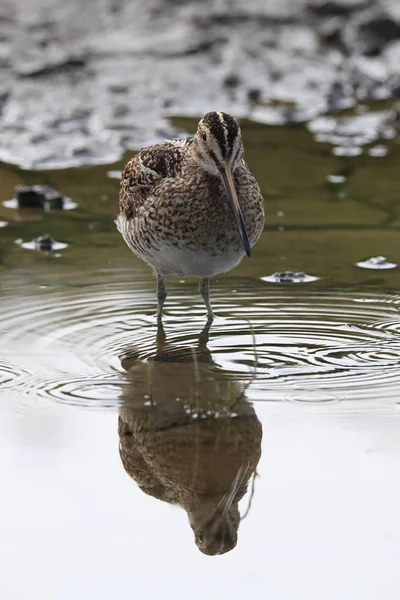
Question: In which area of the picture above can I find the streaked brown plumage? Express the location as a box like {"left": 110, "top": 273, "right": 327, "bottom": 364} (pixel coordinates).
{"left": 117, "top": 111, "right": 264, "bottom": 319}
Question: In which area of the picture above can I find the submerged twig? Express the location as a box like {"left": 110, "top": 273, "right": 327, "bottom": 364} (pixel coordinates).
{"left": 241, "top": 470, "right": 258, "bottom": 520}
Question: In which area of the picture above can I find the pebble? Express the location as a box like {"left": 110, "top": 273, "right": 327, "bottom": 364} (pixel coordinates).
{"left": 16, "top": 235, "right": 69, "bottom": 252}
{"left": 261, "top": 271, "right": 319, "bottom": 284}
{"left": 356, "top": 256, "right": 397, "bottom": 270}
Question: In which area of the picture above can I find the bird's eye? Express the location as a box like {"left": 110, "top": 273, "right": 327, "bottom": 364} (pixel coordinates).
{"left": 202, "top": 131, "right": 207, "bottom": 141}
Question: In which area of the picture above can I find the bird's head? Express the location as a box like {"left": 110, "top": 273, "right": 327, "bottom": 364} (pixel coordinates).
{"left": 195, "top": 111, "right": 243, "bottom": 174}
{"left": 189, "top": 503, "right": 240, "bottom": 556}
{"left": 194, "top": 111, "right": 250, "bottom": 256}
{"left": 187, "top": 461, "right": 249, "bottom": 556}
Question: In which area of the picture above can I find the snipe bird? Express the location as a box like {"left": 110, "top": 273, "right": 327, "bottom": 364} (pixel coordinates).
{"left": 117, "top": 111, "right": 264, "bottom": 320}
{"left": 118, "top": 321, "right": 262, "bottom": 555}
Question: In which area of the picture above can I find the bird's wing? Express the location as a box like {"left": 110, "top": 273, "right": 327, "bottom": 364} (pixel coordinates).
{"left": 121, "top": 138, "right": 192, "bottom": 191}
{"left": 119, "top": 138, "right": 193, "bottom": 219}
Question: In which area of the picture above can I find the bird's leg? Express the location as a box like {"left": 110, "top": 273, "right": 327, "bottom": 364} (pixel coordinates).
{"left": 199, "top": 277, "right": 215, "bottom": 320}
{"left": 156, "top": 318, "right": 166, "bottom": 347}
{"left": 156, "top": 274, "right": 167, "bottom": 324}
{"left": 198, "top": 316, "right": 213, "bottom": 349}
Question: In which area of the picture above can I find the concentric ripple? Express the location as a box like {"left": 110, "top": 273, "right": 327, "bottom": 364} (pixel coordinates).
{"left": 2, "top": 277, "right": 400, "bottom": 407}
{"left": 0, "top": 359, "right": 31, "bottom": 389}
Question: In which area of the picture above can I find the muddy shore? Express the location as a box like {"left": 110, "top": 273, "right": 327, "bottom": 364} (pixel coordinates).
{"left": 1, "top": 0, "right": 400, "bottom": 169}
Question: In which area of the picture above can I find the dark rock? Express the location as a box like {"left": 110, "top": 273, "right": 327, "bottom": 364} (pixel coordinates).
{"left": 327, "top": 80, "right": 352, "bottom": 110}
{"left": 172, "top": 37, "right": 224, "bottom": 57}
{"left": 148, "top": 32, "right": 225, "bottom": 59}
{"left": 113, "top": 104, "right": 130, "bottom": 117}
{"left": 0, "top": 90, "right": 9, "bottom": 117}
{"left": 317, "top": 17, "right": 344, "bottom": 47}
{"left": 72, "top": 147, "right": 91, "bottom": 157}
{"left": 16, "top": 185, "right": 46, "bottom": 208}
{"left": 39, "top": 185, "right": 64, "bottom": 209}
{"left": 34, "top": 234, "right": 54, "bottom": 252}
{"left": 17, "top": 56, "right": 87, "bottom": 78}
{"left": 108, "top": 84, "right": 129, "bottom": 94}
{"left": 31, "top": 134, "right": 49, "bottom": 144}
{"left": 223, "top": 74, "right": 241, "bottom": 88}
{"left": 16, "top": 185, "right": 64, "bottom": 209}
{"left": 248, "top": 88, "right": 261, "bottom": 102}
{"left": 195, "top": 13, "right": 295, "bottom": 29}
{"left": 307, "top": 1, "right": 371, "bottom": 17}
{"left": 357, "top": 16, "right": 400, "bottom": 56}
{"left": 276, "top": 272, "right": 305, "bottom": 283}
{"left": 264, "top": 271, "right": 318, "bottom": 284}
{"left": 270, "top": 70, "right": 282, "bottom": 82}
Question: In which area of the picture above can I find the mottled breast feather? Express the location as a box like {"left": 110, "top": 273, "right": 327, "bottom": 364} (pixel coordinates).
{"left": 119, "top": 138, "right": 193, "bottom": 219}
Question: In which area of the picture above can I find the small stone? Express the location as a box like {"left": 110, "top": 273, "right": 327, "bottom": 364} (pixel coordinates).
{"left": 307, "top": 1, "right": 368, "bottom": 17}
{"left": 40, "top": 186, "right": 64, "bottom": 209}
{"left": 356, "top": 256, "right": 397, "bottom": 270}
{"left": 16, "top": 236, "right": 68, "bottom": 252}
{"left": 34, "top": 234, "right": 54, "bottom": 251}
{"left": 247, "top": 88, "right": 261, "bottom": 102}
{"left": 262, "top": 271, "right": 319, "bottom": 284}
{"left": 223, "top": 74, "right": 241, "bottom": 88}
{"left": 108, "top": 84, "right": 129, "bottom": 94}
{"left": 15, "top": 185, "right": 46, "bottom": 208}
{"left": 357, "top": 17, "right": 400, "bottom": 57}
{"left": 326, "top": 80, "right": 354, "bottom": 111}
{"left": 113, "top": 104, "right": 130, "bottom": 117}
{"left": 15, "top": 185, "right": 64, "bottom": 209}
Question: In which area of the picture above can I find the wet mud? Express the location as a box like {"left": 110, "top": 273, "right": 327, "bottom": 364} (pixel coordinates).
{"left": 2, "top": 0, "right": 400, "bottom": 168}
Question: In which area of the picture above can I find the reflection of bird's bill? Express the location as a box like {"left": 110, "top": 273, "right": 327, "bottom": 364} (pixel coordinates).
{"left": 217, "top": 462, "right": 250, "bottom": 516}
{"left": 219, "top": 161, "right": 251, "bottom": 257}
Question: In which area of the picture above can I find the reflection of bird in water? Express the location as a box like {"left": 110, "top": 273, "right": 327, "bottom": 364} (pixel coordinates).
{"left": 117, "top": 111, "right": 264, "bottom": 321}
{"left": 118, "top": 322, "right": 262, "bottom": 555}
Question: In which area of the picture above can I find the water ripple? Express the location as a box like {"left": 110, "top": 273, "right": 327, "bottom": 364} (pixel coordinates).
{"left": 1, "top": 280, "right": 400, "bottom": 406}
{"left": 0, "top": 359, "right": 30, "bottom": 389}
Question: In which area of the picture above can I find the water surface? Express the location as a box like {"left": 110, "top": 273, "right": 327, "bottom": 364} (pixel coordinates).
{"left": 1, "top": 116, "right": 400, "bottom": 598}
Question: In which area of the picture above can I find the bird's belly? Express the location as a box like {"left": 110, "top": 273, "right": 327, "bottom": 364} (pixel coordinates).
{"left": 116, "top": 214, "right": 254, "bottom": 278}
{"left": 141, "top": 244, "right": 245, "bottom": 278}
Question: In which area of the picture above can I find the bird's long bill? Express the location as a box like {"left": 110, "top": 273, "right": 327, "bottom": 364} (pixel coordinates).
{"left": 217, "top": 462, "right": 250, "bottom": 517}
{"left": 220, "top": 163, "right": 251, "bottom": 257}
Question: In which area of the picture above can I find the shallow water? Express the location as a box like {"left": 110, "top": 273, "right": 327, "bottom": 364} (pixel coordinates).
{"left": 1, "top": 116, "right": 400, "bottom": 598}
